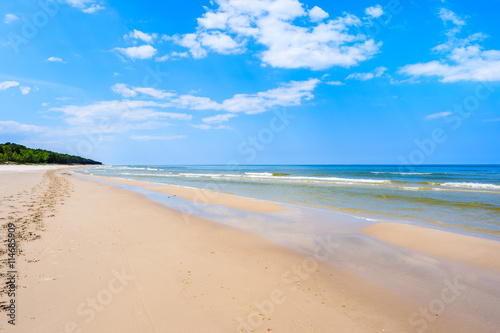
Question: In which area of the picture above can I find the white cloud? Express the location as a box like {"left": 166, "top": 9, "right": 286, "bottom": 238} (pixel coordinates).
{"left": 19, "top": 86, "right": 31, "bottom": 95}
{"left": 167, "top": 0, "right": 382, "bottom": 70}
{"left": 130, "top": 135, "right": 186, "bottom": 141}
{"left": 346, "top": 66, "right": 387, "bottom": 81}
{"left": 0, "top": 121, "right": 43, "bottom": 133}
{"left": 112, "top": 84, "right": 174, "bottom": 99}
{"left": 81, "top": 4, "right": 104, "bottom": 13}
{"left": 220, "top": 78, "right": 320, "bottom": 114}
{"left": 400, "top": 9, "right": 500, "bottom": 82}
{"left": 46, "top": 78, "right": 319, "bottom": 136}
{"left": 111, "top": 83, "right": 137, "bottom": 97}
{"left": 438, "top": 8, "right": 465, "bottom": 28}
{"left": 114, "top": 45, "right": 157, "bottom": 60}
{"left": 0, "top": 81, "right": 19, "bottom": 90}
{"left": 202, "top": 113, "right": 237, "bottom": 124}
{"left": 4, "top": 14, "right": 19, "bottom": 24}
{"left": 374, "top": 66, "right": 388, "bottom": 77}
{"left": 365, "top": 5, "right": 383, "bottom": 18}
{"left": 425, "top": 111, "right": 453, "bottom": 120}
{"left": 308, "top": 6, "right": 329, "bottom": 22}
{"left": 125, "top": 30, "right": 158, "bottom": 44}
{"left": 47, "top": 56, "right": 64, "bottom": 62}
{"left": 191, "top": 124, "right": 212, "bottom": 130}
{"left": 168, "top": 94, "right": 221, "bottom": 110}
{"left": 155, "top": 55, "right": 169, "bottom": 62}
{"left": 111, "top": 78, "right": 319, "bottom": 114}
{"left": 49, "top": 100, "right": 192, "bottom": 134}
{"left": 173, "top": 31, "right": 244, "bottom": 58}
{"left": 346, "top": 72, "right": 374, "bottom": 81}
{"left": 64, "top": 0, "right": 105, "bottom": 13}
{"left": 134, "top": 87, "right": 176, "bottom": 99}
{"left": 155, "top": 51, "right": 189, "bottom": 62}
{"left": 325, "top": 80, "right": 344, "bottom": 85}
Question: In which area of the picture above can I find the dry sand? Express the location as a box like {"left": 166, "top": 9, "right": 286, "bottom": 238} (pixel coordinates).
{"left": 1, "top": 167, "right": 499, "bottom": 332}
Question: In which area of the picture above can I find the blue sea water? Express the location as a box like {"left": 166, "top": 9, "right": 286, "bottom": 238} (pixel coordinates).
{"left": 78, "top": 165, "right": 500, "bottom": 238}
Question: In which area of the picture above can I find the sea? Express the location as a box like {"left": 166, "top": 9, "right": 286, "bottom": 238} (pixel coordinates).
{"left": 78, "top": 165, "right": 500, "bottom": 239}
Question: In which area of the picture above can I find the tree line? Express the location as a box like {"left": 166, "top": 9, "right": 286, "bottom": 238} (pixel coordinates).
{"left": 0, "top": 142, "right": 102, "bottom": 165}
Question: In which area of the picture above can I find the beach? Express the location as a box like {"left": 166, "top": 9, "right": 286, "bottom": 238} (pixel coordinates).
{"left": 1, "top": 166, "right": 500, "bottom": 332}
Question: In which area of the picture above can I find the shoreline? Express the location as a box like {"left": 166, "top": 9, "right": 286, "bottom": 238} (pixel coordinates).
{"left": 1, "top": 166, "right": 500, "bottom": 332}
{"left": 76, "top": 166, "right": 500, "bottom": 242}
{"left": 79, "top": 171, "right": 500, "bottom": 242}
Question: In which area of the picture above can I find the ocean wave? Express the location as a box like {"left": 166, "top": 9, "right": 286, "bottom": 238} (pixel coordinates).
{"left": 103, "top": 166, "right": 161, "bottom": 171}
{"left": 440, "top": 182, "right": 500, "bottom": 190}
{"left": 371, "top": 172, "right": 432, "bottom": 175}
{"left": 119, "top": 170, "right": 389, "bottom": 185}
{"left": 179, "top": 173, "right": 241, "bottom": 178}
{"left": 245, "top": 172, "right": 273, "bottom": 176}
{"left": 121, "top": 172, "right": 171, "bottom": 177}
{"left": 399, "top": 186, "right": 426, "bottom": 191}
{"left": 175, "top": 173, "right": 390, "bottom": 184}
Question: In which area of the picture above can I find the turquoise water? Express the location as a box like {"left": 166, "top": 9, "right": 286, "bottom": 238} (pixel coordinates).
{"left": 78, "top": 165, "right": 500, "bottom": 238}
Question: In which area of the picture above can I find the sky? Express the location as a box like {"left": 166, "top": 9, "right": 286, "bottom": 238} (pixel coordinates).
{"left": 0, "top": 0, "right": 499, "bottom": 165}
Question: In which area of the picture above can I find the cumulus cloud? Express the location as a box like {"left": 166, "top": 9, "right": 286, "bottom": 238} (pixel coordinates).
{"left": 0, "top": 81, "right": 20, "bottom": 90}
{"left": 111, "top": 78, "right": 319, "bottom": 114}
{"left": 0, "top": 121, "right": 43, "bottom": 133}
{"left": 64, "top": 0, "right": 105, "bottom": 13}
{"left": 220, "top": 78, "right": 320, "bottom": 113}
{"left": 438, "top": 8, "right": 465, "bottom": 31}
{"left": 19, "top": 86, "right": 31, "bottom": 95}
{"left": 111, "top": 83, "right": 137, "bottom": 98}
{"left": 4, "top": 14, "right": 19, "bottom": 24}
{"left": 125, "top": 30, "right": 158, "bottom": 44}
{"left": 325, "top": 80, "right": 344, "bottom": 85}
{"left": 365, "top": 5, "right": 383, "bottom": 18}
{"left": 308, "top": 6, "right": 329, "bottom": 22}
{"left": 172, "top": 31, "right": 244, "bottom": 58}
{"left": 47, "top": 56, "right": 64, "bottom": 62}
{"left": 134, "top": 87, "right": 176, "bottom": 99}
{"left": 346, "top": 66, "right": 387, "bottom": 80}
{"left": 166, "top": 0, "right": 382, "bottom": 70}
{"left": 82, "top": 4, "right": 104, "bottom": 13}
{"left": 114, "top": 45, "right": 157, "bottom": 60}
{"left": 202, "top": 113, "right": 237, "bottom": 124}
{"left": 399, "top": 8, "right": 500, "bottom": 82}
{"left": 155, "top": 51, "right": 189, "bottom": 62}
{"left": 49, "top": 78, "right": 319, "bottom": 136}
{"left": 49, "top": 100, "right": 192, "bottom": 136}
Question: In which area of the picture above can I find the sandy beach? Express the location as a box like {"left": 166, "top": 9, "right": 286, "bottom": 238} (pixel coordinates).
{"left": 1, "top": 166, "right": 500, "bottom": 332}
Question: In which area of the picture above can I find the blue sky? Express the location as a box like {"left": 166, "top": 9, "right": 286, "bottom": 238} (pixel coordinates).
{"left": 0, "top": 0, "right": 499, "bottom": 165}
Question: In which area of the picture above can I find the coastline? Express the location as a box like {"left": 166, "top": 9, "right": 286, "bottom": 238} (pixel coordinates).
{"left": 1, "top": 166, "right": 500, "bottom": 332}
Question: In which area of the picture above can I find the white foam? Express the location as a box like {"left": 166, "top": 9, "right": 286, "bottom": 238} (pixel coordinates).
{"left": 441, "top": 182, "right": 500, "bottom": 190}
{"left": 245, "top": 172, "right": 273, "bottom": 176}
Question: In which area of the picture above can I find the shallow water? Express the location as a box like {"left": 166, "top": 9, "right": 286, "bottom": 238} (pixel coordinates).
{"left": 79, "top": 165, "right": 500, "bottom": 239}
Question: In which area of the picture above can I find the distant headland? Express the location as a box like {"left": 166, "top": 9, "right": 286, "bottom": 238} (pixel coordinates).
{"left": 0, "top": 142, "right": 101, "bottom": 165}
